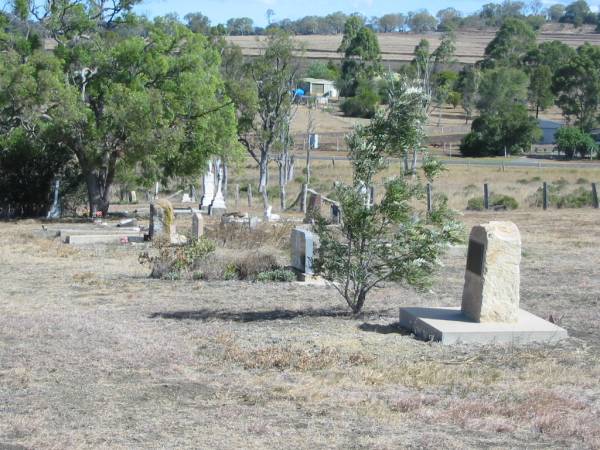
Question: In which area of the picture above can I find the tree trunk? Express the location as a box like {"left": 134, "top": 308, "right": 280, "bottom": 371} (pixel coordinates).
{"left": 84, "top": 171, "right": 110, "bottom": 217}
{"left": 279, "top": 161, "right": 286, "bottom": 210}
{"left": 258, "top": 152, "right": 269, "bottom": 194}
{"left": 351, "top": 290, "right": 367, "bottom": 314}
{"left": 411, "top": 148, "right": 418, "bottom": 176}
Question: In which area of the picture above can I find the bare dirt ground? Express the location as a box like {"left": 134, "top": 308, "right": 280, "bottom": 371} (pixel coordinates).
{"left": 1, "top": 208, "right": 600, "bottom": 449}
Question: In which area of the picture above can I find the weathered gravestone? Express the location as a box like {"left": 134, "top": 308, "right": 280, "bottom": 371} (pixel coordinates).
{"left": 461, "top": 221, "right": 520, "bottom": 323}
{"left": 129, "top": 191, "right": 137, "bottom": 203}
{"left": 399, "top": 221, "right": 568, "bottom": 345}
{"left": 304, "top": 193, "right": 322, "bottom": 223}
{"left": 291, "top": 228, "right": 315, "bottom": 276}
{"left": 149, "top": 200, "right": 186, "bottom": 244}
{"left": 191, "top": 211, "right": 204, "bottom": 240}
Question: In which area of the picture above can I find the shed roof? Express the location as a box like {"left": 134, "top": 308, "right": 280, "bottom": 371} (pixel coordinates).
{"left": 301, "top": 78, "right": 335, "bottom": 84}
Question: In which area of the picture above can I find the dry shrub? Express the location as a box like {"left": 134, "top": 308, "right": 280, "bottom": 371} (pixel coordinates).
{"left": 191, "top": 247, "right": 285, "bottom": 281}
{"left": 236, "top": 251, "right": 279, "bottom": 280}
{"left": 206, "top": 220, "right": 295, "bottom": 250}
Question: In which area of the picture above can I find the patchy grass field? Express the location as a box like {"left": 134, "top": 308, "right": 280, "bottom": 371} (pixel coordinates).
{"left": 1, "top": 208, "right": 600, "bottom": 448}
{"left": 226, "top": 158, "right": 600, "bottom": 213}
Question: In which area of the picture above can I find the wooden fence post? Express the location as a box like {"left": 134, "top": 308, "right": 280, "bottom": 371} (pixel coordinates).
{"left": 235, "top": 184, "right": 240, "bottom": 209}
{"left": 543, "top": 182, "right": 548, "bottom": 210}
{"left": 484, "top": 183, "right": 489, "bottom": 210}
{"left": 592, "top": 183, "right": 599, "bottom": 209}
{"left": 247, "top": 184, "right": 253, "bottom": 208}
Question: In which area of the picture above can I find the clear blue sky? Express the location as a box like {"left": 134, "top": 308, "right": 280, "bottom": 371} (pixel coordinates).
{"left": 135, "top": 0, "right": 552, "bottom": 26}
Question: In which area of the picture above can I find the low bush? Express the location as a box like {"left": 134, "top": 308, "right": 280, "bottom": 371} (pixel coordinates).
{"left": 236, "top": 252, "right": 279, "bottom": 280}
{"left": 256, "top": 269, "right": 296, "bottom": 282}
{"left": 528, "top": 182, "right": 594, "bottom": 208}
{"left": 139, "top": 236, "right": 216, "bottom": 279}
{"left": 467, "top": 194, "right": 519, "bottom": 210}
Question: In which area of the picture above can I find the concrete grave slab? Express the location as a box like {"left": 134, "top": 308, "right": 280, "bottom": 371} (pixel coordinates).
{"left": 399, "top": 221, "right": 568, "bottom": 346}
{"left": 399, "top": 306, "right": 568, "bottom": 345}
{"left": 66, "top": 234, "right": 145, "bottom": 245}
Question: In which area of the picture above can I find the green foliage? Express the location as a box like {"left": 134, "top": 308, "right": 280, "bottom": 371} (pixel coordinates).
{"left": 560, "top": 0, "right": 596, "bottom": 26}
{"left": 460, "top": 104, "right": 541, "bottom": 156}
{"left": 236, "top": 31, "right": 299, "bottom": 194}
{"left": 314, "top": 83, "right": 462, "bottom": 314}
{"left": 524, "top": 41, "right": 575, "bottom": 118}
{"left": 555, "top": 127, "right": 598, "bottom": 159}
{"left": 529, "top": 182, "right": 594, "bottom": 208}
{"left": 340, "top": 80, "right": 380, "bottom": 118}
{"left": 365, "top": 77, "right": 428, "bottom": 161}
{"left": 338, "top": 17, "right": 381, "bottom": 97}
{"left": 456, "top": 66, "right": 480, "bottom": 122}
{"left": 447, "top": 91, "right": 462, "bottom": 109}
{"left": 256, "top": 269, "right": 296, "bottom": 282}
{"left": 0, "top": 5, "right": 239, "bottom": 217}
{"left": 467, "top": 194, "right": 519, "bottom": 210}
{"left": 528, "top": 65, "right": 554, "bottom": 117}
{"left": 477, "top": 67, "right": 530, "bottom": 113}
{"left": 408, "top": 10, "right": 438, "bottom": 32}
{"left": 552, "top": 43, "right": 600, "bottom": 131}
{"left": 548, "top": 4, "right": 566, "bottom": 22}
{"left": 483, "top": 18, "right": 537, "bottom": 68}
{"left": 306, "top": 61, "right": 338, "bottom": 80}
{"left": 315, "top": 178, "right": 462, "bottom": 314}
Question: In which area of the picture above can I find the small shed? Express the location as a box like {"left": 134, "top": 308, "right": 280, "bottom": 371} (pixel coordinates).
{"left": 298, "top": 78, "right": 338, "bottom": 99}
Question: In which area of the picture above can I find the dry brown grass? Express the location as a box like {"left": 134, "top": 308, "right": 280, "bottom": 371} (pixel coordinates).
{"left": 1, "top": 209, "right": 600, "bottom": 448}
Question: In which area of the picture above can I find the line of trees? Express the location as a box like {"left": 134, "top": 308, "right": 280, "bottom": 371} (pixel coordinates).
{"left": 460, "top": 18, "right": 600, "bottom": 158}
{"left": 186, "top": 0, "right": 600, "bottom": 37}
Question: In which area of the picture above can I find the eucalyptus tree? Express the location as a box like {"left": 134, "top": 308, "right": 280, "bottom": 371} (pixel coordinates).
{"left": 237, "top": 31, "right": 299, "bottom": 209}
{"left": 0, "top": 1, "right": 238, "bottom": 216}
{"left": 314, "top": 80, "right": 461, "bottom": 314}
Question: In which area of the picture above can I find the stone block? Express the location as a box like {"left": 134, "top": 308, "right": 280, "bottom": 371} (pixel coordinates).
{"left": 291, "top": 228, "right": 314, "bottom": 275}
{"left": 461, "top": 221, "right": 521, "bottom": 323}
{"left": 192, "top": 212, "right": 204, "bottom": 240}
{"left": 399, "top": 306, "right": 568, "bottom": 345}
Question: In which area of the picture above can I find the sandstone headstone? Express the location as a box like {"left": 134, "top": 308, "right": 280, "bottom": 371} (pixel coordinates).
{"left": 192, "top": 212, "right": 204, "bottom": 240}
{"left": 461, "top": 221, "right": 521, "bottom": 323}
{"left": 291, "top": 228, "right": 314, "bottom": 275}
{"left": 149, "top": 200, "right": 183, "bottom": 244}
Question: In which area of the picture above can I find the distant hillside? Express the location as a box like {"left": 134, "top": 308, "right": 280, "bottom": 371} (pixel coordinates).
{"left": 228, "top": 24, "right": 600, "bottom": 67}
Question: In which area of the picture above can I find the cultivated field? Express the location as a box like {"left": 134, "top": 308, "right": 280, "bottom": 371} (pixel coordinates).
{"left": 229, "top": 24, "right": 600, "bottom": 66}
{"left": 1, "top": 206, "right": 600, "bottom": 448}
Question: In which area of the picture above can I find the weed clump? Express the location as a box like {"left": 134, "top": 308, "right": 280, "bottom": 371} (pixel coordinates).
{"left": 467, "top": 194, "right": 518, "bottom": 210}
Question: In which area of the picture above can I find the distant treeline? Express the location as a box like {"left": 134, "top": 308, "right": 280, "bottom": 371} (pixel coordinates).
{"left": 185, "top": 0, "right": 600, "bottom": 36}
